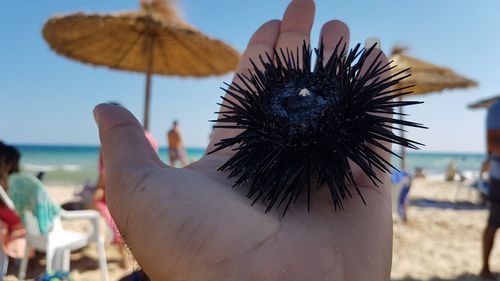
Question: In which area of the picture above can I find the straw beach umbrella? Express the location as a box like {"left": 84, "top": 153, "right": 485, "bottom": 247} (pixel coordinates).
{"left": 390, "top": 47, "right": 477, "bottom": 169}
{"left": 43, "top": 0, "right": 240, "bottom": 130}
{"left": 391, "top": 47, "right": 477, "bottom": 96}
{"left": 468, "top": 95, "right": 500, "bottom": 109}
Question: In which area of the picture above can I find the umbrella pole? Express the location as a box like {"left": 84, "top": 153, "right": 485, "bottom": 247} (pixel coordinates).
{"left": 143, "top": 36, "right": 155, "bottom": 131}
{"left": 399, "top": 96, "right": 407, "bottom": 171}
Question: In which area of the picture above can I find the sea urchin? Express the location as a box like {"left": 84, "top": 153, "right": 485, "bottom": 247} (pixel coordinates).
{"left": 209, "top": 41, "right": 425, "bottom": 215}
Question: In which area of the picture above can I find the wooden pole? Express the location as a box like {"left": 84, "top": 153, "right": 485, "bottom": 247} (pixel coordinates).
{"left": 399, "top": 95, "right": 407, "bottom": 170}
{"left": 143, "top": 36, "right": 155, "bottom": 130}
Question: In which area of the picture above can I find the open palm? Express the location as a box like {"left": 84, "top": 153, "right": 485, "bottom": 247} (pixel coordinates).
{"left": 94, "top": 1, "right": 392, "bottom": 280}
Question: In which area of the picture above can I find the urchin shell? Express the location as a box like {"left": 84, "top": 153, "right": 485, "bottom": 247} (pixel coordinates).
{"left": 210, "top": 41, "right": 424, "bottom": 215}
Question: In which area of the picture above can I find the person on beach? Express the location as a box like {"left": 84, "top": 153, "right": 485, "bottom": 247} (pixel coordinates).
{"left": 445, "top": 161, "right": 466, "bottom": 182}
{"left": 481, "top": 100, "right": 500, "bottom": 280}
{"left": 481, "top": 155, "right": 490, "bottom": 181}
{"left": 93, "top": 1, "right": 393, "bottom": 280}
{"left": 414, "top": 167, "right": 426, "bottom": 179}
{"left": 167, "top": 120, "right": 188, "bottom": 167}
{"left": 0, "top": 144, "right": 20, "bottom": 189}
{"left": 0, "top": 145, "right": 27, "bottom": 260}
{"left": 391, "top": 170, "right": 412, "bottom": 223}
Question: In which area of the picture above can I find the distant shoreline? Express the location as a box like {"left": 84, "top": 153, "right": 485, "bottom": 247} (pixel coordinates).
{"left": 8, "top": 143, "right": 487, "bottom": 186}
{"left": 12, "top": 143, "right": 207, "bottom": 151}
{"left": 11, "top": 143, "right": 486, "bottom": 157}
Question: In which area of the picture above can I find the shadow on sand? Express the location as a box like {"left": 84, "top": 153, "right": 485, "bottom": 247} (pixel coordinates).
{"left": 409, "top": 198, "right": 486, "bottom": 211}
{"left": 5, "top": 249, "right": 109, "bottom": 279}
{"left": 392, "top": 272, "right": 498, "bottom": 281}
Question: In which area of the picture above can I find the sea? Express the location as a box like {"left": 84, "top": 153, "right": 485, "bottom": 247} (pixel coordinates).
{"left": 14, "top": 144, "right": 486, "bottom": 187}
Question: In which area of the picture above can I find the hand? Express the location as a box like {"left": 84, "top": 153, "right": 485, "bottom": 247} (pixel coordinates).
{"left": 94, "top": 1, "right": 392, "bottom": 280}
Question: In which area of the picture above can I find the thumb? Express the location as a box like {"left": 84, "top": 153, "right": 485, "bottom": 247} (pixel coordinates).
{"left": 93, "top": 103, "right": 167, "bottom": 214}
{"left": 94, "top": 104, "right": 176, "bottom": 254}
{"left": 94, "top": 103, "right": 165, "bottom": 170}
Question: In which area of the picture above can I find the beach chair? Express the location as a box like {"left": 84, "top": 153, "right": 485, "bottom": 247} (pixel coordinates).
{"left": 4, "top": 173, "right": 109, "bottom": 281}
{"left": 0, "top": 236, "right": 8, "bottom": 280}
{"left": 452, "top": 170, "right": 486, "bottom": 203}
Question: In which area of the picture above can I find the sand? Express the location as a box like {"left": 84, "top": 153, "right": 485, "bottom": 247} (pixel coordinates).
{"left": 4, "top": 178, "right": 500, "bottom": 280}
{"left": 391, "top": 177, "right": 500, "bottom": 281}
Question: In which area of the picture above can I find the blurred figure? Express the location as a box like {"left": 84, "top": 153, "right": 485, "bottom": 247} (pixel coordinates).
{"left": 391, "top": 170, "right": 412, "bottom": 223}
{"left": 445, "top": 161, "right": 466, "bottom": 182}
{"left": 414, "top": 167, "right": 427, "bottom": 179}
{"left": 0, "top": 145, "right": 27, "bottom": 259}
{"left": 445, "top": 162, "right": 457, "bottom": 181}
{"left": 475, "top": 155, "right": 491, "bottom": 205}
{"left": 0, "top": 145, "right": 20, "bottom": 188}
{"left": 167, "top": 120, "right": 187, "bottom": 167}
{"left": 481, "top": 101, "right": 500, "bottom": 280}
{"left": 481, "top": 154, "right": 491, "bottom": 181}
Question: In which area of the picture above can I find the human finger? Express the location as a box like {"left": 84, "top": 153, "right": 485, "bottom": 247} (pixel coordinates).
{"left": 208, "top": 20, "right": 281, "bottom": 154}
{"left": 318, "top": 20, "right": 350, "bottom": 65}
{"left": 232, "top": 20, "right": 281, "bottom": 78}
{"left": 274, "top": 0, "right": 315, "bottom": 63}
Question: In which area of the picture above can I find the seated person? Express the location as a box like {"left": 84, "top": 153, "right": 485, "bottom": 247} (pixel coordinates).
{"left": 414, "top": 167, "right": 426, "bottom": 178}
{"left": 445, "top": 161, "right": 466, "bottom": 182}
{"left": 445, "top": 162, "right": 458, "bottom": 181}
{"left": 0, "top": 145, "right": 26, "bottom": 259}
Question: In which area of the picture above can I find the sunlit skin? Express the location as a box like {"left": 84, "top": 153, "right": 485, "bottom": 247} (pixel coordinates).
{"left": 488, "top": 130, "right": 500, "bottom": 156}
{"left": 93, "top": 1, "right": 393, "bottom": 280}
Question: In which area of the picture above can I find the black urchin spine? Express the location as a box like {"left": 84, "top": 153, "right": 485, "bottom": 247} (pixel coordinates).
{"left": 210, "top": 40, "right": 425, "bottom": 216}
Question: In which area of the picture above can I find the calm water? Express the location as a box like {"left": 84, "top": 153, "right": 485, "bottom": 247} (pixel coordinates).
{"left": 16, "top": 145, "right": 205, "bottom": 186}
{"left": 14, "top": 144, "right": 485, "bottom": 186}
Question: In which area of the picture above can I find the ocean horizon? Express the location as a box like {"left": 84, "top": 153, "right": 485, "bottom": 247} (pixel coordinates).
{"left": 11, "top": 144, "right": 487, "bottom": 187}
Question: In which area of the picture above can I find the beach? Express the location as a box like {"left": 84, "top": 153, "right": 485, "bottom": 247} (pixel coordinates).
{"left": 391, "top": 177, "right": 498, "bottom": 281}
{"left": 1, "top": 173, "right": 497, "bottom": 280}
{"left": 1, "top": 145, "right": 494, "bottom": 280}
{"left": 2, "top": 0, "right": 497, "bottom": 279}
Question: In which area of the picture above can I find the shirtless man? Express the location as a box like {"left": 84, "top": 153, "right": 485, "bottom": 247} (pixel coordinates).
{"left": 167, "top": 120, "right": 187, "bottom": 167}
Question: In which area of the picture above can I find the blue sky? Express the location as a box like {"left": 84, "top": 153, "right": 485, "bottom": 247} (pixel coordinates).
{"left": 1, "top": 0, "right": 499, "bottom": 153}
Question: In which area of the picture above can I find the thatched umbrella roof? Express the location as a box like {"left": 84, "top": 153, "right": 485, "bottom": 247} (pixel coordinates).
{"left": 43, "top": 0, "right": 240, "bottom": 129}
{"left": 389, "top": 46, "right": 477, "bottom": 170}
{"left": 390, "top": 47, "right": 477, "bottom": 96}
{"left": 468, "top": 95, "right": 500, "bottom": 109}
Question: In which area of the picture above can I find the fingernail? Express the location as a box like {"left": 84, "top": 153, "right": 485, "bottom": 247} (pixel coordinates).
{"left": 107, "top": 101, "right": 122, "bottom": 107}
{"left": 365, "top": 37, "right": 381, "bottom": 49}
{"left": 93, "top": 103, "right": 114, "bottom": 123}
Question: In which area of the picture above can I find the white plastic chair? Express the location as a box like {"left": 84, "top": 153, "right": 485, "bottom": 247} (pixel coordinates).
{"left": 1, "top": 174, "right": 109, "bottom": 281}
{"left": 0, "top": 225, "right": 8, "bottom": 280}
{"left": 453, "top": 170, "right": 484, "bottom": 202}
